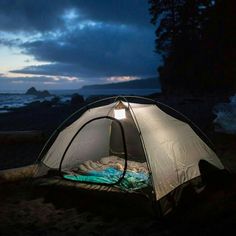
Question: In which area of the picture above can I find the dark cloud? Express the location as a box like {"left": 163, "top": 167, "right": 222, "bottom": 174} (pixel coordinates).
{"left": 0, "top": 75, "right": 83, "bottom": 90}
{"left": 0, "top": 0, "right": 150, "bottom": 33}
{"left": 70, "top": 0, "right": 151, "bottom": 27}
{"left": 13, "top": 24, "right": 160, "bottom": 78}
{"left": 0, "top": 0, "right": 160, "bottom": 87}
{"left": 0, "top": 0, "right": 66, "bottom": 32}
{"left": 0, "top": 33, "right": 20, "bottom": 46}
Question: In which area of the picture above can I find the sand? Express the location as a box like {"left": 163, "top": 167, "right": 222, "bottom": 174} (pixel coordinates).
{"left": 0, "top": 170, "right": 236, "bottom": 235}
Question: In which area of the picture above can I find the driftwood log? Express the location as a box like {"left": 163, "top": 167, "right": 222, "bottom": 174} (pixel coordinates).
{"left": 0, "top": 130, "right": 44, "bottom": 144}
{"left": 0, "top": 164, "right": 37, "bottom": 183}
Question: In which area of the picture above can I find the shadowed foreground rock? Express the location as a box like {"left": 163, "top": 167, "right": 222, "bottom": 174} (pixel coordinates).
{"left": 0, "top": 131, "right": 44, "bottom": 144}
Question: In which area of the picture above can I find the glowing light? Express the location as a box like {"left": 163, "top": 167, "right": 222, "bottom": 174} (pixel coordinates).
{"left": 114, "top": 109, "right": 126, "bottom": 120}
{"left": 114, "top": 101, "right": 126, "bottom": 120}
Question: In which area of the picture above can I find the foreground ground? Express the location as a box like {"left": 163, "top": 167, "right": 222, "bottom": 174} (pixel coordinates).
{"left": 0, "top": 171, "right": 235, "bottom": 236}
{"left": 0, "top": 95, "right": 235, "bottom": 235}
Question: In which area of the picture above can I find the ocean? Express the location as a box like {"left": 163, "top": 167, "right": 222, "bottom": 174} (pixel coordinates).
{"left": 0, "top": 88, "right": 161, "bottom": 112}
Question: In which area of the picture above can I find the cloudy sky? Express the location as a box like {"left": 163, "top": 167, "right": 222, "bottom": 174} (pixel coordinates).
{"left": 0, "top": 0, "right": 161, "bottom": 91}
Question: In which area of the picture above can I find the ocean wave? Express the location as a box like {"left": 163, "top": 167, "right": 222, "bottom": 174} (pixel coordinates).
{"left": 0, "top": 94, "right": 61, "bottom": 111}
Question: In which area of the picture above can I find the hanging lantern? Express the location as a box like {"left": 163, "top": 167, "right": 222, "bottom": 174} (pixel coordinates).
{"left": 114, "top": 101, "right": 126, "bottom": 120}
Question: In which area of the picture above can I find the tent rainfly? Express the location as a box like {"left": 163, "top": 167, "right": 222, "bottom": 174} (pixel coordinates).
{"left": 35, "top": 96, "right": 224, "bottom": 215}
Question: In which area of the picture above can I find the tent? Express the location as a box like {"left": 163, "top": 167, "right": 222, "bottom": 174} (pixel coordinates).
{"left": 35, "top": 96, "right": 224, "bottom": 215}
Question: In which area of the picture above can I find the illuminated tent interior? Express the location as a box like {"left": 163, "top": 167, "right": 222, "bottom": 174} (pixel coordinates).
{"left": 35, "top": 97, "right": 224, "bottom": 214}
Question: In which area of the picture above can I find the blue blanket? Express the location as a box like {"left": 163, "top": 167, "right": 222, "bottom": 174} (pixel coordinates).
{"left": 64, "top": 167, "right": 150, "bottom": 190}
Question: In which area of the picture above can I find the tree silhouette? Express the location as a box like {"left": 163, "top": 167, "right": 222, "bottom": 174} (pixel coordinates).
{"left": 149, "top": 0, "right": 236, "bottom": 96}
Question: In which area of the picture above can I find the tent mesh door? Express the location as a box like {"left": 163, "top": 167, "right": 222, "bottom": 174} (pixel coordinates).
{"left": 61, "top": 118, "right": 126, "bottom": 185}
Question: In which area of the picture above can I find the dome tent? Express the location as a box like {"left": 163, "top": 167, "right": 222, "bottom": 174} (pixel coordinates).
{"left": 35, "top": 96, "right": 224, "bottom": 215}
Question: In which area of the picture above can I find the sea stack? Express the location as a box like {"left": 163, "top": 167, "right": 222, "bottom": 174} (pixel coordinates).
{"left": 25, "top": 87, "right": 51, "bottom": 97}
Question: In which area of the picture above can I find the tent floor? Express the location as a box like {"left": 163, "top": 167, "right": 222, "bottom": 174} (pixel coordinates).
{"left": 31, "top": 176, "right": 155, "bottom": 216}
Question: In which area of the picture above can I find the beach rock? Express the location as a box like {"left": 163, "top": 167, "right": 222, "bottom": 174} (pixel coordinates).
{"left": 70, "top": 93, "right": 84, "bottom": 106}
{"left": 51, "top": 96, "right": 60, "bottom": 105}
{"left": 27, "top": 100, "right": 52, "bottom": 109}
{"left": 0, "top": 130, "right": 44, "bottom": 144}
{"left": 25, "top": 87, "right": 51, "bottom": 97}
